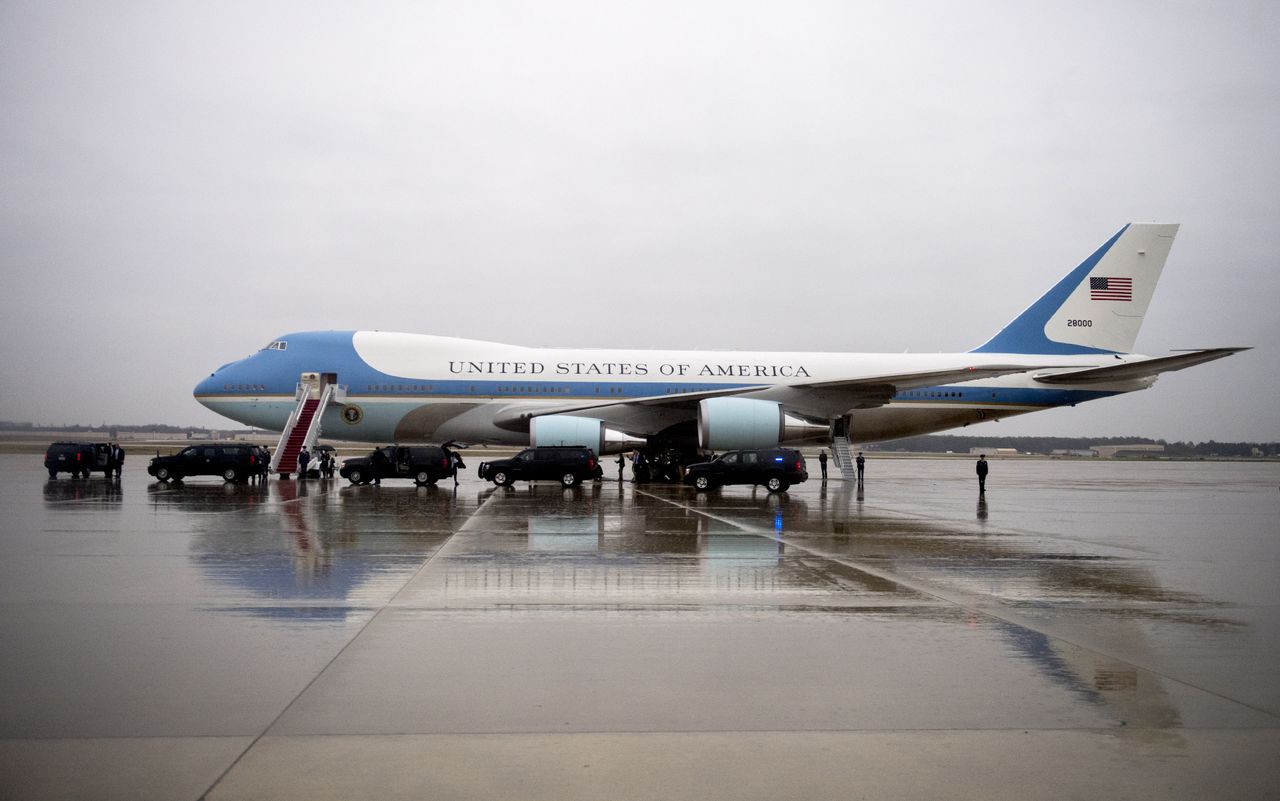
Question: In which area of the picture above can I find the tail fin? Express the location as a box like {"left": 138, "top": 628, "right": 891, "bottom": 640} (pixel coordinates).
{"left": 972, "top": 223, "right": 1179, "bottom": 355}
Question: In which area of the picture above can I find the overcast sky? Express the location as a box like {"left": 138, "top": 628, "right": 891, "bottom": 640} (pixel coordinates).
{"left": 2, "top": 0, "right": 1277, "bottom": 441}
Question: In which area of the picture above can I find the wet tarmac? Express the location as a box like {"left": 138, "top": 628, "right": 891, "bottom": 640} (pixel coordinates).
{"left": 1, "top": 454, "right": 1278, "bottom": 800}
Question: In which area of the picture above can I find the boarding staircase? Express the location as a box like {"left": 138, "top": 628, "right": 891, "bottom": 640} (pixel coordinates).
{"left": 832, "top": 434, "right": 858, "bottom": 481}
{"left": 271, "top": 383, "right": 335, "bottom": 477}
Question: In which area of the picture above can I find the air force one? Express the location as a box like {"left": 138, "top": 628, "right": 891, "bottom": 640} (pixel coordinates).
{"left": 195, "top": 223, "right": 1246, "bottom": 475}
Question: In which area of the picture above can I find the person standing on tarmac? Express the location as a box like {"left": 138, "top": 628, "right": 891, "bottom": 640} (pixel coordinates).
{"left": 297, "top": 447, "right": 311, "bottom": 479}
{"left": 616, "top": 453, "right": 626, "bottom": 482}
{"left": 976, "top": 454, "right": 989, "bottom": 494}
{"left": 818, "top": 450, "right": 828, "bottom": 481}
{"left": 450, "top": 449, "right": 464, "bottom": 486}
{"left": 856, "top": 452, "right": 865, "bottom": 483}
{"left": 109, "top": 442, "right": 125, "bottom": 480}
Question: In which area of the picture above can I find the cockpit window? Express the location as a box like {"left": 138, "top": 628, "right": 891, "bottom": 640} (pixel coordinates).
{"left": 262, "top": 340, "right": 288, "bottom": 351}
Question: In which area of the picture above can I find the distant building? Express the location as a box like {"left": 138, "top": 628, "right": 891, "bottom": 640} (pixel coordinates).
{"left": 970, "top": 447, "right": 1018, "bottom": 456}
{"left": 1091, "top": 444, "right": 1165, "bottom": 459}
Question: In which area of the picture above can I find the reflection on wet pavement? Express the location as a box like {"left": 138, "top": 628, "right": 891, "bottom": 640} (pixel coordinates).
{"left": 1, "top": 456, "right": 1278, "bottom": 799}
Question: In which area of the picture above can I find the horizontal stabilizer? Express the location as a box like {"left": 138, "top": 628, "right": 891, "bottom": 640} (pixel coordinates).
{"left": 1033, "top": 348, "right": 1249, "bottom": 384}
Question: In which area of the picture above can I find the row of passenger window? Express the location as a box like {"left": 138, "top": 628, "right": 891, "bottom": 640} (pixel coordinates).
{"left": 367, "top": 384, "right": 436, "bottom": 393}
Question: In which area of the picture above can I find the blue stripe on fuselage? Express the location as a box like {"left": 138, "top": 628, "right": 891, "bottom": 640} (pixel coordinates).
{"left": 892, "top": 385, "right": 1116, "bottom": 407}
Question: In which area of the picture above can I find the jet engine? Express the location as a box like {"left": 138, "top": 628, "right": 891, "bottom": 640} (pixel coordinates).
{"left": 697, "top": 397, "right": 829, "bottom": 450}
{"left": 530, "top": 415, "right": 646, "bottom": 454}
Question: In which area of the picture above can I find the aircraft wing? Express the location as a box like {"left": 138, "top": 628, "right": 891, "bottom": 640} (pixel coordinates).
{"left": 795, "top": 364, "right": 1041, "bottom": 391}
{"left": 490, "top": 384, "right": 769, "bottom": 430}
{"left": 1032, "top": 348, "right": 1249, "bottom": 384}
{"left": 492, "top": 363, "right": 1044, "bottom": 430}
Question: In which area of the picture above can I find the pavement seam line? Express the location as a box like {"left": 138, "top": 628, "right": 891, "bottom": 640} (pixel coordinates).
{"left": 634, "top": 487, "right": 1280, "bottom": 722}
{"left": 197, "top": 484, "right": 501, "bottom": 800}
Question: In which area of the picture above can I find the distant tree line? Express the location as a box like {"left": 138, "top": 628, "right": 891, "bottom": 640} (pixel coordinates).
{"left": 876, "top": 434, "right": 1278, "bottom": 458}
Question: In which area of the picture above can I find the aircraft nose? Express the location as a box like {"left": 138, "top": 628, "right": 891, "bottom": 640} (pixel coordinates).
{"left": 193, "top": 373, "right": 221, "bottom": 409}
{"left": 194, "top": 358, "right": 243, "bottom": 401}
{"left": 194, "top": 374, "right": 212, "bottom": 392}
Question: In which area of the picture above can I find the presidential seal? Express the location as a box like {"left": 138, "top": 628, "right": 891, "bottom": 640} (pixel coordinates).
{"left": 341, "top": 404, "right": 363, "bottom": 425}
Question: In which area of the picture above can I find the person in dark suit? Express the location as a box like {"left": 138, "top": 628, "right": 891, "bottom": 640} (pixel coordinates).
{"left": 818, "top": 450, "right": 828, "bottom": 481}
{"left": 976, "top": 454, "right": 989, "bottom": 494}
{"left": 298, "top": 447, "right": 311, "bottom": 479}
{"left": 450, "top": 449, "right": 464, "bottom": 486}
{"left": 109, "top": 442, "right": 125, "bottom": 479}
{"left": 855, "top": 452, "right": 865, "bottom": 483}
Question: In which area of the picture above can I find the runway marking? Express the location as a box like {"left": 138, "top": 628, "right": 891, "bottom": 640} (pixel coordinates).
{"left": 634, "top": 487, "right": 1280, "bottom": 722}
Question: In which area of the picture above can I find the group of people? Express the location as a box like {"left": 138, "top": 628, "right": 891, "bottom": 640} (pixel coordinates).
{"left": 275, "top": 443, "right": 990, "bottom": 491}
{"left": 817, "top": 449, "right": 990, "bottom": 493}
{"left": 816, "top": 449, "right": 866, "bottom": 483}
{"left": 294, "top": 447, "right": 336, "bottom": 479}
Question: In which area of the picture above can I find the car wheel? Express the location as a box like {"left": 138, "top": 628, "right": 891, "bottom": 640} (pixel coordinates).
{"left": 155, "top": 466, "right": 171, "bottom": 482}
{"left": 694, "top": 475, "right": 713, "bottom": 491}
{"left": 222, "top": 467, "right": 239, "bottom": 483}
{"left": 348, "top": 468, "right": 364, "bottom": 485}
{"left": 561, "top": 472, "right": 578, "bottom": 487}
{"left": 415, "top": 470, "right": 431, "bottom": 485}
{"left": 492, "top": 470, "right": 511, "bottom": 486}
{"left": 765, "top": 476, "right": 788, "bottom": 492}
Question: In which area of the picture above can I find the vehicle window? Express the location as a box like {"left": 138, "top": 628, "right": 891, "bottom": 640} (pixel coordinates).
{"left": 519, "top": 450, "right": 534, "bottom": 462}
{"left": 743, "top": 452, "right": 758, "bottom": 464}
{"left": 181, "top": 447, "right": 198, "bottom": 457}
{"left": 721, "top": 453, "right": 739, "bottom": 464}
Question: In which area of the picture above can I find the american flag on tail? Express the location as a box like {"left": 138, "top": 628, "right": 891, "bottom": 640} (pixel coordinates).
{"left": 1090, "top": 276, "right": 1132, "bottom": 301}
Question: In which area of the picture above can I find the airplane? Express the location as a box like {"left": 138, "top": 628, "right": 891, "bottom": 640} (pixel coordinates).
{"left": 194, "top": 223, "right": 1246, "bottom": 473}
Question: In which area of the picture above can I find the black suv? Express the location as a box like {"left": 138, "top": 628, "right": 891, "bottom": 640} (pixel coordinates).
{"left": 148, "top": 444, "right": 263, "bottom": 483}
{"left": 45, "top": 442, "right": 112, "bottom": 479}
{"left": 684, "top": 447, "right": 808, "bottom": 492}
{"left": 340, "top": 445, "right": 456, "bottom": 486}
{"left": 478, "top": 446, "right": 600, "bottom": 487}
